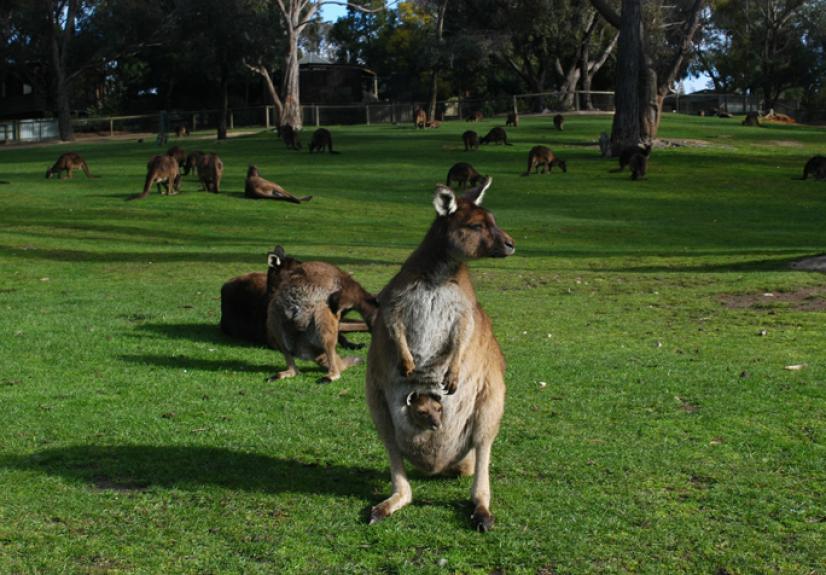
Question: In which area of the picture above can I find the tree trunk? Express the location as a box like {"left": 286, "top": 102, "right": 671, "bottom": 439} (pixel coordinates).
{"left": 427, "top": 0, "right": 449, "bottom": 122}
{"left": 610, "top": 0, "right": 642, "bottom": 154}
{"left": 281, "top": 32, "right": 302, "bottom": 129}
{"left": 245, "top": 63, "right": 284, "bottom": 131}
{"left": 218, "top": 67, "right": 228, "bottom": 140}
{"left": 47, "top": 0, "right": 76, "bottom": 142}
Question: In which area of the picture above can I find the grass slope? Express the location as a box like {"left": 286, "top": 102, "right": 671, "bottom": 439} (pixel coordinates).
{"left": 0, "top": 115, "right": 824, "bottom": 574}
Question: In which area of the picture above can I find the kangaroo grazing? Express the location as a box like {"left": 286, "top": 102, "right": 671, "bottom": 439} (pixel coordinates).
{"left": 506, "top": 112, "right": 519, "bottom": 127}
{"left": 167, "top": 146, "right": 186, "bottom": 167}
{"left": 266, "top": 245, "right": 378, "bottom": 382}
{"left": 523, "top": 146, "right": 567, "bottom": 175}
{"left": 45, "top": 152, "right": 97, "bottom": 179}
{"left": 175, "top": 124, "right": 190, "bottom": 137}
{"left": 280, "top": 124, "right": 302, "bottom": 149}
{"left": 480, "top": 127, "right": 512, "bottom": 146}
{"left": 195, "top": 153, "right": 223, "bottom": 193}
{"left": 463, "top": 130, "right": 479, "bottom": 151}
{"left": 309, "top": 128, "right": 340, "bottom": 154}
{"left": 466, "top": 111, "right": 483, "bottom": 122}
{"left": 628, "top": 152, "right": 648, "bottom": 180}
{"left": 553, "top": 114, "right": 565, "bottom": 131}
{"left": 128, "top": 154, "right": 181, "bottom": 200}
{"left": 245, "top": 165, "right": 312, "bottom": 203}
{"left": 366, "top": 176, "right": 514, "bottom": 531}
{"left": 802, "top": 156, "right": 826, "bottom": 180}
{"left": 220, "top": 269, "right": 369, "bottom": 348}
{"left": 446, "top": 162, "right": 484, "bottom": 189}
{"left": 414, "top": 107, "right": 427, "bottom": 129}
{"left": 615, "top": 143, "right": 652, "bottom": 172}
{"left": 405, "top": 390, "right": 444, "bottom": 431}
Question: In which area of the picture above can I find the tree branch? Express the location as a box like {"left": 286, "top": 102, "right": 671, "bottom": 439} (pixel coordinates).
{"left": 589, "top": 0, "right": 620, "bottom": 28}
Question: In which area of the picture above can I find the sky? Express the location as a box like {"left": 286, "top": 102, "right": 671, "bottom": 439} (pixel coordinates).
{"left": 317, "top": 3, "right": 713, "bottom": 94}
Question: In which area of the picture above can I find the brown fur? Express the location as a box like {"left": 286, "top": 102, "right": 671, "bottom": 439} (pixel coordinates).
{"left": 480, "top": 127, "right": 512, "bottom": 146}
{"left": 174, "top": 125, "right": 190, "bottom": 137}
{"left": 244, "top": 165, "right": 312, "bottom": 203}
{"left": 366, "top": 177, "right": 514, "bottom": 531}
{"left": 220, "top": 269, "right": 369, "bottom": 348}
{"left": 616, "top": 144, "right": 651, "bottom": 172}
{"left": 309, "top": 128, "right": 340, "bottom": 154}
{"left": 45, "top": 152, "right": 97, "bottom": 179}
{"left": 466, "top": 111, "right": 483, "bottom": 122}
{"left": 463, "top": 130, "right": 479, "bottom": 151}
{"left": 802, "top": 156, "right": 826, "bottom": 180}
{"left": 425, "top": 119, "right": 441, "bottom": 128}
{"left": 742, "top": 111, "right": 760, "bottom": 126}
{"left": 506, "top": 112, "right": 519, "bottom": 127}
{"left": 405, "top": 391, "right": 444, "bottom": 431}
{"left": 523, "top": 146, "right": 567, "bottom": 176}
{"left": 167, "top": 146, "right": 186, "bottom": 166}
{"left": 183, "top": 151, "right": 204, "bottom": 176}
{"left": 553, "top": 114, "right": 565, "bottom": 131}
{"left": 265, "top": 246, "right": 378, "bottom": 382}
{"left": 446, "top": 162, "right": 484, "bottom": 189}
{"left": 628, "top": 152, "right": 648, "bottom": 180}
{"left": 280, "top": 124, "right": 302, "bottom": 149}
{"left": 128, "top": 155, "right": 180, "bottom": 200}
{"left": 195, "top": 153, "right": 223, "bottom": 193}
{"left": 414, "top": 107, "right": 427, "bottom": 129}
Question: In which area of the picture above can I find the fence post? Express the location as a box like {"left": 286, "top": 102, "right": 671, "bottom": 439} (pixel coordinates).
{"left": 366, "top": 105, "right": 370, "bottom": 125}
{"left": 229, "top": 111, "right": 234, "bottom": 130}
{"left": 193, "top": 113, "right": 197, "bottom": 132}
{"left": 265, "top": 106, "right": 270, "bottom": 129}
{"left": 109, "top": 117, "right": 114, "bottom": 137}
{"left": 315, "top": 105, "right": 319, "bottom": 127}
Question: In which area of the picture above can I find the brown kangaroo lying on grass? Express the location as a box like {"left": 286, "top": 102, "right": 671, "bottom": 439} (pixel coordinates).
{"left": 463, "top": 130, "right": 479, "bottom": 151}
{"left": 220, "top": 269, "right": 369, "bottom": 348}
{"left": 309, "top": 128, "right": 340, "bottom": 154}
{"left": 128, "top": 155, "right": 181, "bottom": 200}
{"left": 506, "top": 112, "right": 519, "bottom": 127}
{"left": 523, "top": 146, "right": 567, "bottom": 175}
{"left": 280, "top": 124, "right": 302, "bottom": 149}
{"left": 45, "top": 152, "right": 98, "bottom": 179}
{"left": 265, "top": 245, "right": 378, "bottom": 382}
{"left": 480, "top": 127, "right": 512, "bottom": 146}
{"left": 366, "top": 176, "right": 514, "bottom": 531}
{"left": 446, "top": 162, "right": 484, "bottom": 189}
{"left": 195, "top": 153, "right": 223, "bottom": 193}
{"left": 553, "top": 114, "right": 565, "bottom": 131}
{"left": 802, "top": 156, "right": 826, "bottom": 180}
{"left": 244, "top": 166, "right": 312, "bottom": 203}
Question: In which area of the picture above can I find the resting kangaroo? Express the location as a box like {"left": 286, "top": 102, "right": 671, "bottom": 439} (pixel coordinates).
{"left": 45, "top": 152, "right": 97, "bottom": 179}
{"left": 802, "top": 156, "right": 826, "bottom": 180}
{"left": 366, "top": 176, "right": 514, "bottom": 531}
{"left": 195, "top": 152, "right": 223, "bottom": 193}
{"left": 523, "top": 146, "right": 567, "bottom": 175}
{"left": 480, "top": 127, "right": 512, "bottom": 146}
{"left": 309, "top": 128, "right": 340, "bottom": 154}
{"left": 506, "top": 112, "right": 519, "bottom": 127}
{"left": 446, "top": 162, "right": 484, "bottom": 189}
{"left": 220, "top": 270, "right": 369, "bottom": 348}
{"left": 463, "top": 130, "right": 479, "bottom": 151}
{"left": 553, "top": 114, "right": 565, "bottom": 131}
{"left": 245, "top": 166, "right": 312, "bottom": 203}
{"left": 266, "top": 246, "right": 378, "bottom": 382}
{"left": 128, "top": 155, "right": 180, "bottom": 200}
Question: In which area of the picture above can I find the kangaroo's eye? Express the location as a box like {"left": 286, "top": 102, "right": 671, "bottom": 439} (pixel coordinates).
{"left": 467, "top": 223, "right": 483, "bottom": 231}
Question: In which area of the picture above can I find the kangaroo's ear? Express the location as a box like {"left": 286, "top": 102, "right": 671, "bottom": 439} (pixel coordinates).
{"left": 267, "top": 253, "right": 280, "bottom": 268}
{"left": 464, "top": 176, "right": 492, "bottom": 206}
{"left": 433, "top": 185, "right": 457, "bottom": 216}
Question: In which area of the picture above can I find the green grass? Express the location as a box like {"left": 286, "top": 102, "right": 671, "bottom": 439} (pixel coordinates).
{"left": 1, "top": 114, "right": 825, "bottom": 574}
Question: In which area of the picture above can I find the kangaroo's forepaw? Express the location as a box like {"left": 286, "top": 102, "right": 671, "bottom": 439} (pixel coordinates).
{"left": 400, "top": 357, "right": 416, "bottom": 377}
{"left": 368, "top": 504, "right": 389, "bottom": 525}
{"left": 443, "top": 371, "right": 459, "bottom": 395}
{"left": 471, "top": 506, "right": 494, "bottom": 532}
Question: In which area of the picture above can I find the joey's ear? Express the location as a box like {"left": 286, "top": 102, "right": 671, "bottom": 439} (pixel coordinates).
{"left": 464, "top": 175, "right": 492, "bottom": 206}
{"left": 433, "top": 185, "right": 457, "bottom": 216}
{"left": 406, "top": 392, "right": 416, "bottom": 407}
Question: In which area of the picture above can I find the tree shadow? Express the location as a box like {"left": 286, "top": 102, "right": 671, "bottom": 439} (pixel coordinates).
{"left": 133, "top": 322, "right": 247, "bottom": 347}
{"left": 0, "top": 445, "right": 382, "bottom": 501}
{"left": 118, "top": 353, "right": 276, "bottom": 374}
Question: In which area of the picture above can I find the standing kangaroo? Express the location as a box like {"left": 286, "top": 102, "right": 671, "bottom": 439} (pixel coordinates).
{"left": 45, "top": 152, "right": 98, "bottom": 179}
{"left": 506, "top": 112, "right": 519, "bottom": 127}
{"left": 195, "top": 152, "right": 223, "bottom": 193}
{"left": 309, "top": 128, "right": 340, "bottom": 154}
{"left": 128, "top": 155, "right": 180, "bottom": 200}
{"left": 266, "top": 246, "right": 378, "bottom": 382}
{"left": 366, "top": 176, "right": 514, "bottom": 531}
{"left": 802, "top": 155, "right": 826, "bottom": 180}
{"left": 462, "top": 130, "right": 479, "bottom": 151}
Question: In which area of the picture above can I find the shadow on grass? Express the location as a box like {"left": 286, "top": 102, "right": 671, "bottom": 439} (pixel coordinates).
{"left": 591, "top": 254, "right": 805, "bottom": 274}
{"left": 118, "top": 353, "right": 279, "bottom": 374}
{"left": 0, "top": 445, "right": 383, "bottom": 500}
{"left": 133, "top": 322, "right": 253, "bottom": 347}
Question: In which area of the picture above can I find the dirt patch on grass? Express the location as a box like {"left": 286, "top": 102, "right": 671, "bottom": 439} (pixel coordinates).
{"left": 791, "top": 255, "right": 826, "bottom": 273}
{"left": 719, "top": 287, "right": 826, "bottom": 312}
{"left": 760, "top": 139, "right": 804, "bottom": 148}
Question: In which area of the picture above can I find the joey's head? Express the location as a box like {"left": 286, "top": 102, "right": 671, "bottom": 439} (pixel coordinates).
{"left": 406, "top": 391, "right": 444, "bottom": 431}
{"left": 431, "top": 177, "right": 515, "bottom": 261}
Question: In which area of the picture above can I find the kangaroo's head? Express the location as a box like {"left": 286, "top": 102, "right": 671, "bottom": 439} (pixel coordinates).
{"left": 247, "top": 165, "right": 261, "bottom": 178}
{"left": 431, "top": 177, "right": 515, "bottom": 260}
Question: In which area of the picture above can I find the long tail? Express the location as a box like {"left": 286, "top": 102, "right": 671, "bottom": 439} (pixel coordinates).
{"left": 81, "top": 161, "right": 99, "bottom": 178}
{"left": 128, "top": 171, "right": 154, "bottom": 201}
{"left": 505, "top": 138, "right": 513, "bottom": 146}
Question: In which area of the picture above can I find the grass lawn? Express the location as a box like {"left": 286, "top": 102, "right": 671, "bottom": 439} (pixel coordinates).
{"left": 0, "top": 114, "right": 824, "bottom": 574}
